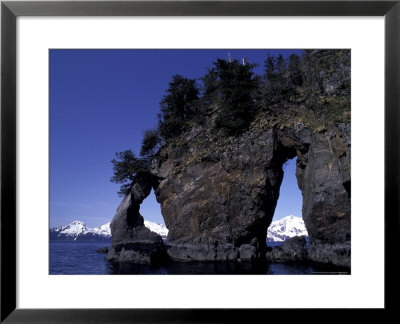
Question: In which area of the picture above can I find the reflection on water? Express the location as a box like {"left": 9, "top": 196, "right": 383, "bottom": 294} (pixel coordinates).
{"left": 50, "top": 241, "right": 349, "bottom": 275}
{"left": 106, "top": 260, "right": 349, "bottom": 275}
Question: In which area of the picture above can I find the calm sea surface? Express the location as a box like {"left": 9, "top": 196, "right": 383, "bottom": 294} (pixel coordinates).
{"left": 49, "top": 241, "right": 348, "bottom": 275}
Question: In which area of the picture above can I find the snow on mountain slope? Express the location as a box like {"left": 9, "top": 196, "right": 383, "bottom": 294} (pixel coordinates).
{"left": 50, "top": 220, "right": 168, "bottom": 241}
{"left": 267, "top": 215, "right": 308, "bottom": 242}
{"left": 144, "top": 220, "right": 169, "bottom": 238}
{"left": 92, "top": 222, "right": 111, "bottom": 237}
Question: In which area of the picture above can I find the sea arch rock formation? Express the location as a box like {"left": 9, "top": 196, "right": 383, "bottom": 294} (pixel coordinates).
{"left": 107, "top": 118, "right": 350, "bottom": 268}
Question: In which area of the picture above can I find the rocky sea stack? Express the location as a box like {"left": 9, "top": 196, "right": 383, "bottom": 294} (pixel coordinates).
{"left": 266, "top": 236, "right": 308, "bottom": 263}
{"left": 107, "top": 50, "right": 351, "bottom": 269}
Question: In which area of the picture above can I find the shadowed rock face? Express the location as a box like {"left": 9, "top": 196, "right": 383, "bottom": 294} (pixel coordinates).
{"left": 295, "top": 124, "right": 351, "bottom": 268}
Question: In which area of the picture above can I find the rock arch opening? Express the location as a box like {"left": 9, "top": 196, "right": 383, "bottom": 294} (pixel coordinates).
{"left": 267, "top": 156, "right": 306, "bottom": 244}
{"left": 264, "top": 153, "right": 310, "bottom": 263}
{"left": 139, "top": 189, "right": 168, "bottom": 242}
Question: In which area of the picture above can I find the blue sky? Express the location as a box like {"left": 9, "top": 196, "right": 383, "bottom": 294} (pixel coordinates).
{"left": 50, "top": 49, "right": 303, "bottom": 228}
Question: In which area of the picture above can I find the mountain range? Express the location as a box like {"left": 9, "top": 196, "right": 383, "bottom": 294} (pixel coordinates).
{"left": 50, "top": 215, "right": 306, "bottom": 242}
{"left": 49, "top": 220, "right": 168, "bottom": 241}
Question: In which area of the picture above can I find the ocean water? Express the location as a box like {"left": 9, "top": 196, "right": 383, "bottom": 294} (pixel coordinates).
{"left": 49, "top": 241, "right": 348, "bottom": 275}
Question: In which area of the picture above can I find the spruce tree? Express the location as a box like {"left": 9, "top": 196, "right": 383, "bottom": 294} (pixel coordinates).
{"left": 158, "top": 74, "right": 199, "bottom": 139}
{"left": 110, "top": 150, "right": 150, "bottom": 197}
{"left": 211, "top": 58, "right": 258, "bottom": 135}
{"left": 140, "top": 129, "right": 160, "bottom": 158}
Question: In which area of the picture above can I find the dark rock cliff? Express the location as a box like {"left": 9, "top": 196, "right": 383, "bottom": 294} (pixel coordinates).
{"left": 294, "top": 124, "right": 351, "bottom": 268}
{"left": 152, "top": 125, "right": 281, "bottom": 262}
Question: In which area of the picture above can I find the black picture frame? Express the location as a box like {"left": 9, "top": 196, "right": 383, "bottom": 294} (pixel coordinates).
{"left": 1, "top": 0, "right": 399, "bottom": 322}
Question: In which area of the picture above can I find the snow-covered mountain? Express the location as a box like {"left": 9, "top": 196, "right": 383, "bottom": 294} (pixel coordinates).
{"left": 267, "top": 215, "right": 308, "bottom": 242}
{"left": 49, "top": 220, "right": 168, "bottom": 241}
{"left": 49, "top": 221, "right": 112, "bottom": 241}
